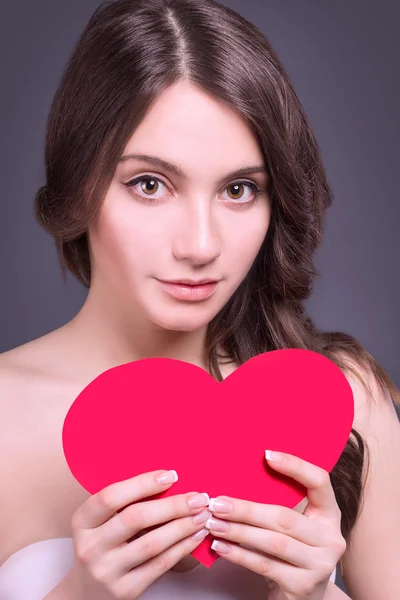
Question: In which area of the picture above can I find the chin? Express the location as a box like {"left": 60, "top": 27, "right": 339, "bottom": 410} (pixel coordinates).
{"left": 148, "top": 305, "right": 217, "bottom": 332}
{"left": 153, "top": 316, "right": 209, "bottom": 332}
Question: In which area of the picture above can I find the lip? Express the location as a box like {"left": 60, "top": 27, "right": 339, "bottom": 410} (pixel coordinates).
{"left": 156, "top": 278, "right": 219, "bottom": 301}
{"left": 160, "top": 278, "right": 219, "bottom": 285}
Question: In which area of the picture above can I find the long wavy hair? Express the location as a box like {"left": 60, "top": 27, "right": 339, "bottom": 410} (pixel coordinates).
{"left": 34, "top": 0, "right": 399, "bottom": 575}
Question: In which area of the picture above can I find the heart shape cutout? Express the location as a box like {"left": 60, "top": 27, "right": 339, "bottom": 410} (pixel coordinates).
{"left": 62, "top": 348, "right": 354, "bottom": 567}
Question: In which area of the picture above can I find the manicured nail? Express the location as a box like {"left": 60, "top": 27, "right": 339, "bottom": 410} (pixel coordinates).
{"left": 192, "top": 528, "right": 209, "bottom": 541}
{"left": 188, "top": 493, "right": 210, "bottom": 508}
{"left": 265, "top": 450, "right": 283, "bottom": 463}
{"left": 192, "top": 509, "right": 212, "bottom": 525}
{"left": 211, "top": 540, "right": 231, "bottom": 553}
{"left": 156, "top": 470, "right": 178, "bottom": 484}
{"left": 208, "top": 497, "right": 233, "bottom": 513}
{"left": 206, "top": 517, "right": 229, "bottom": 532}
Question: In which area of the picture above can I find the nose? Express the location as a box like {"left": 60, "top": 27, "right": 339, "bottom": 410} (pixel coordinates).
{"left": 172, "top": 199, "right": 222, "bottom": 266}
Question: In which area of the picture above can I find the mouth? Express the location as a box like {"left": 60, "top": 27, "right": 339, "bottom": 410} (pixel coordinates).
{"left": 155, "top": 278, "right": 220, "bottom": 301}
{"left": 159, "top": 278, "right": 220, "bottom": 286}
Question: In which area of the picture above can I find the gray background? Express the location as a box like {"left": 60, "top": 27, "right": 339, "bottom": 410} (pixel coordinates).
{"left": 1, "top": 1, "right": 399, "bottom": 595}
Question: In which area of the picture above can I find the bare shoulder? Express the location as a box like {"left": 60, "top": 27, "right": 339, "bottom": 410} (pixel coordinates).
{"left": 0, "top": 333, "right": 90, "bottom": 565}
{"left": 0, "top": 332, "right": 77, "bottom": 439}
{"left": 331, "top": 350, "right": 400, "bottom": 598}
{"left": 0, "top": 326, "right": 71, "bottom": 381}
{"left": 0, "top": 336, "right": 51, "bottom": 396}
{"left": 0, "top": 336, "right": 55, "bottom": 436}
{"left": 329, "top": 349, "right": 399, "bottom": 429}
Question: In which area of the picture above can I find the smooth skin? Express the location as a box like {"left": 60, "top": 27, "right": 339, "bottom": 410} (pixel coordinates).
{"left": 66, "top": 471, "right": 213, "bottom": 599}
{"left": 207, "top": 452, "right": 346, "bottom": 600}
{"left": 1, "top": 80, "right": 399, "bottom": 599}
{"left": 201, "top": 363, "right": 400, "bottom": 600}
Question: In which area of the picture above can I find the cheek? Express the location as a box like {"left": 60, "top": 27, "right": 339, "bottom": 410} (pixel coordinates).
{"left": 227, "top": 210, "right": 270, "bottom": 269}
{"left": 91, "top": 204, "right": 155, "bottom": 277}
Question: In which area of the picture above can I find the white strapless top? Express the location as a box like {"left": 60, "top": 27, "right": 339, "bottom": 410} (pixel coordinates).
{"left": 0, "top": 538, "right": 336, "bottom": 599}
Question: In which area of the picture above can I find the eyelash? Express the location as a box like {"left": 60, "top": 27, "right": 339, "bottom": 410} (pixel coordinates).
{"left": 123, "top": 174, "right": 263, "bottom": 205}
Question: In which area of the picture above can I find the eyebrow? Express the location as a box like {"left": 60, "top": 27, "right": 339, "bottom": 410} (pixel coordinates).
{"left": 118, "top": 153, "right": 268, "bottom": 181}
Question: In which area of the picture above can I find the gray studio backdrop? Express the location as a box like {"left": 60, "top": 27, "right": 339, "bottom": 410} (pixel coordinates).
{"left": 1, "top": 0, "right": 399, "bottom": 595}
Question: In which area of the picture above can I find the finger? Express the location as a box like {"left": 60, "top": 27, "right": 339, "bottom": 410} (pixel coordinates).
{"left": 109, "top": 509, "right": 212, "bottom": 575}
{"left": 208, "top": 499, "right": 328, "bottom": 546}
{"left": 264, "top": 451, "right": 338, "bottom": 515}
{"left": 74, "top": 470, "right": 183, "bottom": 529}
{"left": 98, "top": 492, "right": 210, "bottom": 550}
{"left": 206, "top": 519, "right": 317, "bottom": 568}
{"left": 106, "top": 528, "right": 210, "bottom": 598}
{"left": 209, "top": 540, "right": 314, "bottom": 596}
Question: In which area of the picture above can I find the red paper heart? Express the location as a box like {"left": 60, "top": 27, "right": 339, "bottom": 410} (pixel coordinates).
{"left": 62, "top": 349, "right": 354, "bottom": 567}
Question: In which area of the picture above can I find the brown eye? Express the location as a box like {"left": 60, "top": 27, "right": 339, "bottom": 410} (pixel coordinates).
{"left": 139, "top": 178, "right": 159, "bottom": 195}
{"left": 227, "top": 183, "right": 245, "bottom": 200}
{"left": 124, "top": 175, "right": 262, "bottom": 205}
{"left": 124, "top": 175, "right": 166, "bottom": 203}
{"left": 223, "top": 180, "right": 262, "bottom": 205}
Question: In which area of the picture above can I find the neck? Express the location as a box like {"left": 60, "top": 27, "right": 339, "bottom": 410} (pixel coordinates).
{"left": 63, "top": 284, "right": 212, "bottom": 380}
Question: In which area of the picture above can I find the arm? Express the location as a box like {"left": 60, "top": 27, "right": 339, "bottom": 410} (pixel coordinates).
{"left": 43, "top": 563, "right": 115, "bottom": 600}
{"left": 338, "top": 361, "right": 400, "bottom": 600}
{"left": 43, "top": 566, "right": 79, "bottom": 600}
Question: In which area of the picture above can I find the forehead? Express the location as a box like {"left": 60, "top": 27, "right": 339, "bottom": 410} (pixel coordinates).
{"left": 121, "top": 80, "right": 265, "bottom": 178}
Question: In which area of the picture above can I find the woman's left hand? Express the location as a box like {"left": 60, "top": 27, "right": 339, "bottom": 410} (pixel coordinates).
{"left": 205, "top": 451, "right": 347, "bottom": 600}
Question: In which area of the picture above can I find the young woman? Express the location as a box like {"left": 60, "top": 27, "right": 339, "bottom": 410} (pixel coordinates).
{"left": 1, "top": 0, "right": 399, "bottom": 598}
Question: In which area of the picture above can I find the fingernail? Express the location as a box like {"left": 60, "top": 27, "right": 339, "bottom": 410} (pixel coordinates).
{"left": 156, "top": 470, "right": 178, "bottom": 484}
{"left": 188, "top": 493, "right": 210, "bottom": 508}
{"left": 192, "top": 509, "right": 212, "bottom": 525}
{"left": 265, "top": 450, "right": 283, "bottom": 463}
{"left": 191, "top": 528, "right": 209, "bottom": 541}
{"left": 205, "top": 517, "right": 229, "bottom": 532}
{"left": 211, "top": 540, "right": 231, "bottom": 553}
{"left": 208, "top": 497, "right": 233, "bottom": 513}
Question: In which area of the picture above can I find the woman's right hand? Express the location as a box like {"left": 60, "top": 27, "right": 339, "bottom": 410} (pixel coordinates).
{"left": 70, "top": 469, "right": 211, "bottom": 599}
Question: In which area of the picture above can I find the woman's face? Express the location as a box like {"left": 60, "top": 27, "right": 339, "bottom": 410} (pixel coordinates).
{"left": 88, "top": 80, "right": 271, "bottom": 331}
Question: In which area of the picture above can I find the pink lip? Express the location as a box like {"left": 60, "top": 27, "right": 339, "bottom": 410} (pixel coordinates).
{"left": 157, "top": 279, "right": 219, "bottom": 301}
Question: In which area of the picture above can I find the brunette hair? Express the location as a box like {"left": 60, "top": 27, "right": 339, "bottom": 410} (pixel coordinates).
{"left": 34, "top": 0, "right": 399, "bottom": 575}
